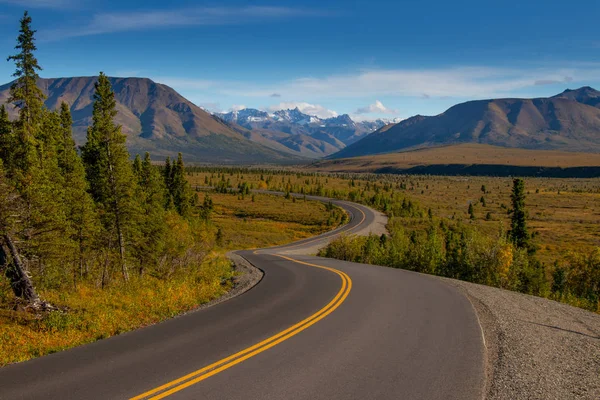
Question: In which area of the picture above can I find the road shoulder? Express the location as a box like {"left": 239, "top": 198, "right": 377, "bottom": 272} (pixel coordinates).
{"left": 440, "top": 277, "right": 600, "bottom": 400}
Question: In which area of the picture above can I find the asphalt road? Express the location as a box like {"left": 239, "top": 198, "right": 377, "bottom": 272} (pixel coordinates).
{"left": 0, "top": 198, "right": 485, "bottom": 400}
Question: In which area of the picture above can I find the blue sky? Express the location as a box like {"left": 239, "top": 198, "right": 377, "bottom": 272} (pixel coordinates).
{"left": 1, "top": 0, "right": 600, "bottom": 120}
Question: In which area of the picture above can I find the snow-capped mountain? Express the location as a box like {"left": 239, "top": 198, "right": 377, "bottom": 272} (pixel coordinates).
{"left": 272, "top": 108, "right": 321, "bottom": 125}
{"left": 214, "top": 107, "right": 393, "bottom": 158}
{"left": 218, "top": 108, "right": 270, "bottom": 124}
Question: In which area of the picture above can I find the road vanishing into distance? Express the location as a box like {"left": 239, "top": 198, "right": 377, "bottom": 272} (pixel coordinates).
{"left": 0, "top": 197, "right": 485, "bottom": 400}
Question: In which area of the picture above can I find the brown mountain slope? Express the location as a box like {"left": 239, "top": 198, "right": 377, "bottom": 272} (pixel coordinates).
{"left": 0, "top": 77, "right": 305, "bottom": 163}
{"left": 332, "top": 87, "right": 600, "bottom": 159}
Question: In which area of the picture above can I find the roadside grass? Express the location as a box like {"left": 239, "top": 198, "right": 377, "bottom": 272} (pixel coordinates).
{"left": 0, "top": 253, "right": 232, "bottom": 366}
{"left": 207, "top": 192, "right": 340, "bottom": 250}
{"left": 0, "top": 193, "right": 337, "bottom": 366}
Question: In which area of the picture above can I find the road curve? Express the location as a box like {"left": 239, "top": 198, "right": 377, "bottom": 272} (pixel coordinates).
{"left": 0, "top": 197, "right": 485, "bottom": 400}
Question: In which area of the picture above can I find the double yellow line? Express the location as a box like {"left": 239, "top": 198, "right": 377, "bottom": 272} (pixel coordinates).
{"left": 130, "top": 255, "right": 352, "bottom": 400}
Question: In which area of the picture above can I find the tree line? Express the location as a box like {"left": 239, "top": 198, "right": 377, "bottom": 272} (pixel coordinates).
{"left": 0, "top": 12, "right": 197, "bottom": 310}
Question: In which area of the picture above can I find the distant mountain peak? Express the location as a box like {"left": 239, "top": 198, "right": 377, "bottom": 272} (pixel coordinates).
{"left": 553, "top": 86, "right": 600, "bottom": 107}
{"left": 560, "top": 86, "right": 597, "bottom": 93}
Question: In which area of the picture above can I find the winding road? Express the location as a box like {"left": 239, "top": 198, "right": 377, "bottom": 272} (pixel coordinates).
{"left": 0, "top": 197, "right": 485, "bottom": 400}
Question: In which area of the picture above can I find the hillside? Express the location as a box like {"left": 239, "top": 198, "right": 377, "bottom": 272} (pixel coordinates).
{"left": 332, "top": 87, "right": 600, "bottom": 159}
{"left": 0, "top": 77, "right": 305, "bottom": 164}
{"left": 215, "top": 108, "right": 394, "bottom": 158}
{"left": 310, "top": 143, "right": 600, "bottom": 177}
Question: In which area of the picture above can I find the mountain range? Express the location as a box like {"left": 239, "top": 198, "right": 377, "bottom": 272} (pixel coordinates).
{"left": 332, "top": 87, "right": 600, "bottom": 159}
{"left": 0, "top": 77, "right": 328, "bottom": 163}
{"left": 0, "top": 76, "right": 397, "bottom": 162}
{"left": 214, "top": 108, "right": 396, "bottom": 158}
{"left": 3, "top": 77, "right": 600, "bottom": 164}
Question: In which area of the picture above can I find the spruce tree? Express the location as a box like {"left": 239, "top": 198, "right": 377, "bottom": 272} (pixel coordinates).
{"left": 468, "top": 202, "right": 475, "bottom": 219}
{"left": 508, "top": 178, "right": 530, "bottom": 249}
{"left": 170, "top": 153, "right": 193, "bottom": 217}
{"left": 81, "top": 73, "right": 140, "bottom": 282}
{"left": 6, "top": 11, "right": 45, "bottom": 171}
{"left": 163, "top": 157, "right": 173, "bottom": 209}
{"left": 57, "top": 102, "right": 74, "bottom": 171}
{"left": 132, "top": 153, "right": 167, "bottom": 275}
{"left": 2, "top": 12, "right": 66, "bottom": 307}
{"left": 132, "top": 154, "right": 142, "bottom": 177}
{"left": 0, "top": 105, "right": 13, "bottom": 165}
{"left": 57, "top": 103, "right": 98, "bottom": 281}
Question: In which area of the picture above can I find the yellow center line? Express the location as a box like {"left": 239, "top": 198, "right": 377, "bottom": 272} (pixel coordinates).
{"left": 130, "top": 256, "right": 352, "bottom": 400}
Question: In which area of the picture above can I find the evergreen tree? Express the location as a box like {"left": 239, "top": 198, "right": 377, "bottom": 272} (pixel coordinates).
{"left": 57, "top": 102, "right": 74, "bottom": 171}
{"left": 132, "top": 154, "right": 142, "bottom": 177}
{"left": 57, "top": 103, "right": 98, "bottom": 282}
{"left": 0, "top": 105, "right": 13, "bottom": 165}
{"left": 170, "top": 153, "right": 193, "bottom": 217}
{"left": 163, "top": 157, "right": 173, "bottom": 208}
{"left": 81, "top": 73, "right": 140, "bottom": 282}
{"left": 508, "top": 178, "right": 530, "bottom": 249}
{"left": 132, "top": 152, "right": 166, "bottom": 276}
{"left": 1, "top": 12, "right": 68, "bottom": 306}
{"left": 6, "top": 11, "right": 45, "bottom": 172}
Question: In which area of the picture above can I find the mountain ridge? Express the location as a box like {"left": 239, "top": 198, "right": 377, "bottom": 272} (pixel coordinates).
{"left": 331, "top": 87, "right": 600, "bottom": 159}
{"left": 0, "top": 76, "right": 306, "bottom": 164}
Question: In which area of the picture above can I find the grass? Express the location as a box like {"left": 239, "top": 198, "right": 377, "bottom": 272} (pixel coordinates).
{"left": 207, "top": 192, "right": 339, "bottom": 250}
{"left": 0, "top": 192, "right": 338, "bottom": 366}
{"left": 0, "top": 253, "right": 233, "bottom": 366}
{"left": 396, "top": 176, "right": 600, "bottom": 264}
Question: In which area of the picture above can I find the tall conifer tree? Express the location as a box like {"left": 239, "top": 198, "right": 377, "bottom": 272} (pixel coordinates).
{"left": 171, "top": 153, "right": 193, "bottom": 217}
{"left": 163, "top": 157, "right": 173, "bottom": 209}
{"left": 57, "top": 103, "right": 98, "bottom": 282}
{"left": 509, "top": 178, "right": 530, "bottom": 249}
{"left": 81, "top": 73, "right": 140, "bottom": 282}
{"left": 6, "top": 11, "right": 45, "bottom": 172}
{"left": 2, "top": 13, "right": 64, "bottom": 307}
{"left": 133, "top": 153, "right": 167, "bottom": 275}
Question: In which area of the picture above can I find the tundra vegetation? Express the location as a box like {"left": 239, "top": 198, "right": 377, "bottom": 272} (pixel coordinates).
{"left": 187, "top": 168, "right": 600, "bottom": 313}
{"left": 0, "top": 13, "right": 340, "bottom": 366}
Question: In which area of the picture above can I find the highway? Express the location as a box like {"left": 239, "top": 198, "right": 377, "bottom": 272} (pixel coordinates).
{"left": 0, "top": 198, "right": 485, "bottom": 400}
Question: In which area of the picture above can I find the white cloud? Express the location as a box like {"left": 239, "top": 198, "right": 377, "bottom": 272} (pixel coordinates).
{"left": 267, "top": 102, "right": 338, "bottom": 119}
{"left": 230, "top": 104, "right": 246, "bottom": 111}
{"left": 42, "top": 6, "right": 324, "bottom": 40}
{"left": 355, "top": 100, "right": 397, "bottom": 115}
{"left": 157, "top": 65, "right": 600, "bottom": 101}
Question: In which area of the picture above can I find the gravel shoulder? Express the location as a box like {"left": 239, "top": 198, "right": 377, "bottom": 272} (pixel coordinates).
{"left": 441, "top": 278, "right": 600, "bottom": 400}
{"left": 198, "top": 252, "right": 263, "bottom": 311}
